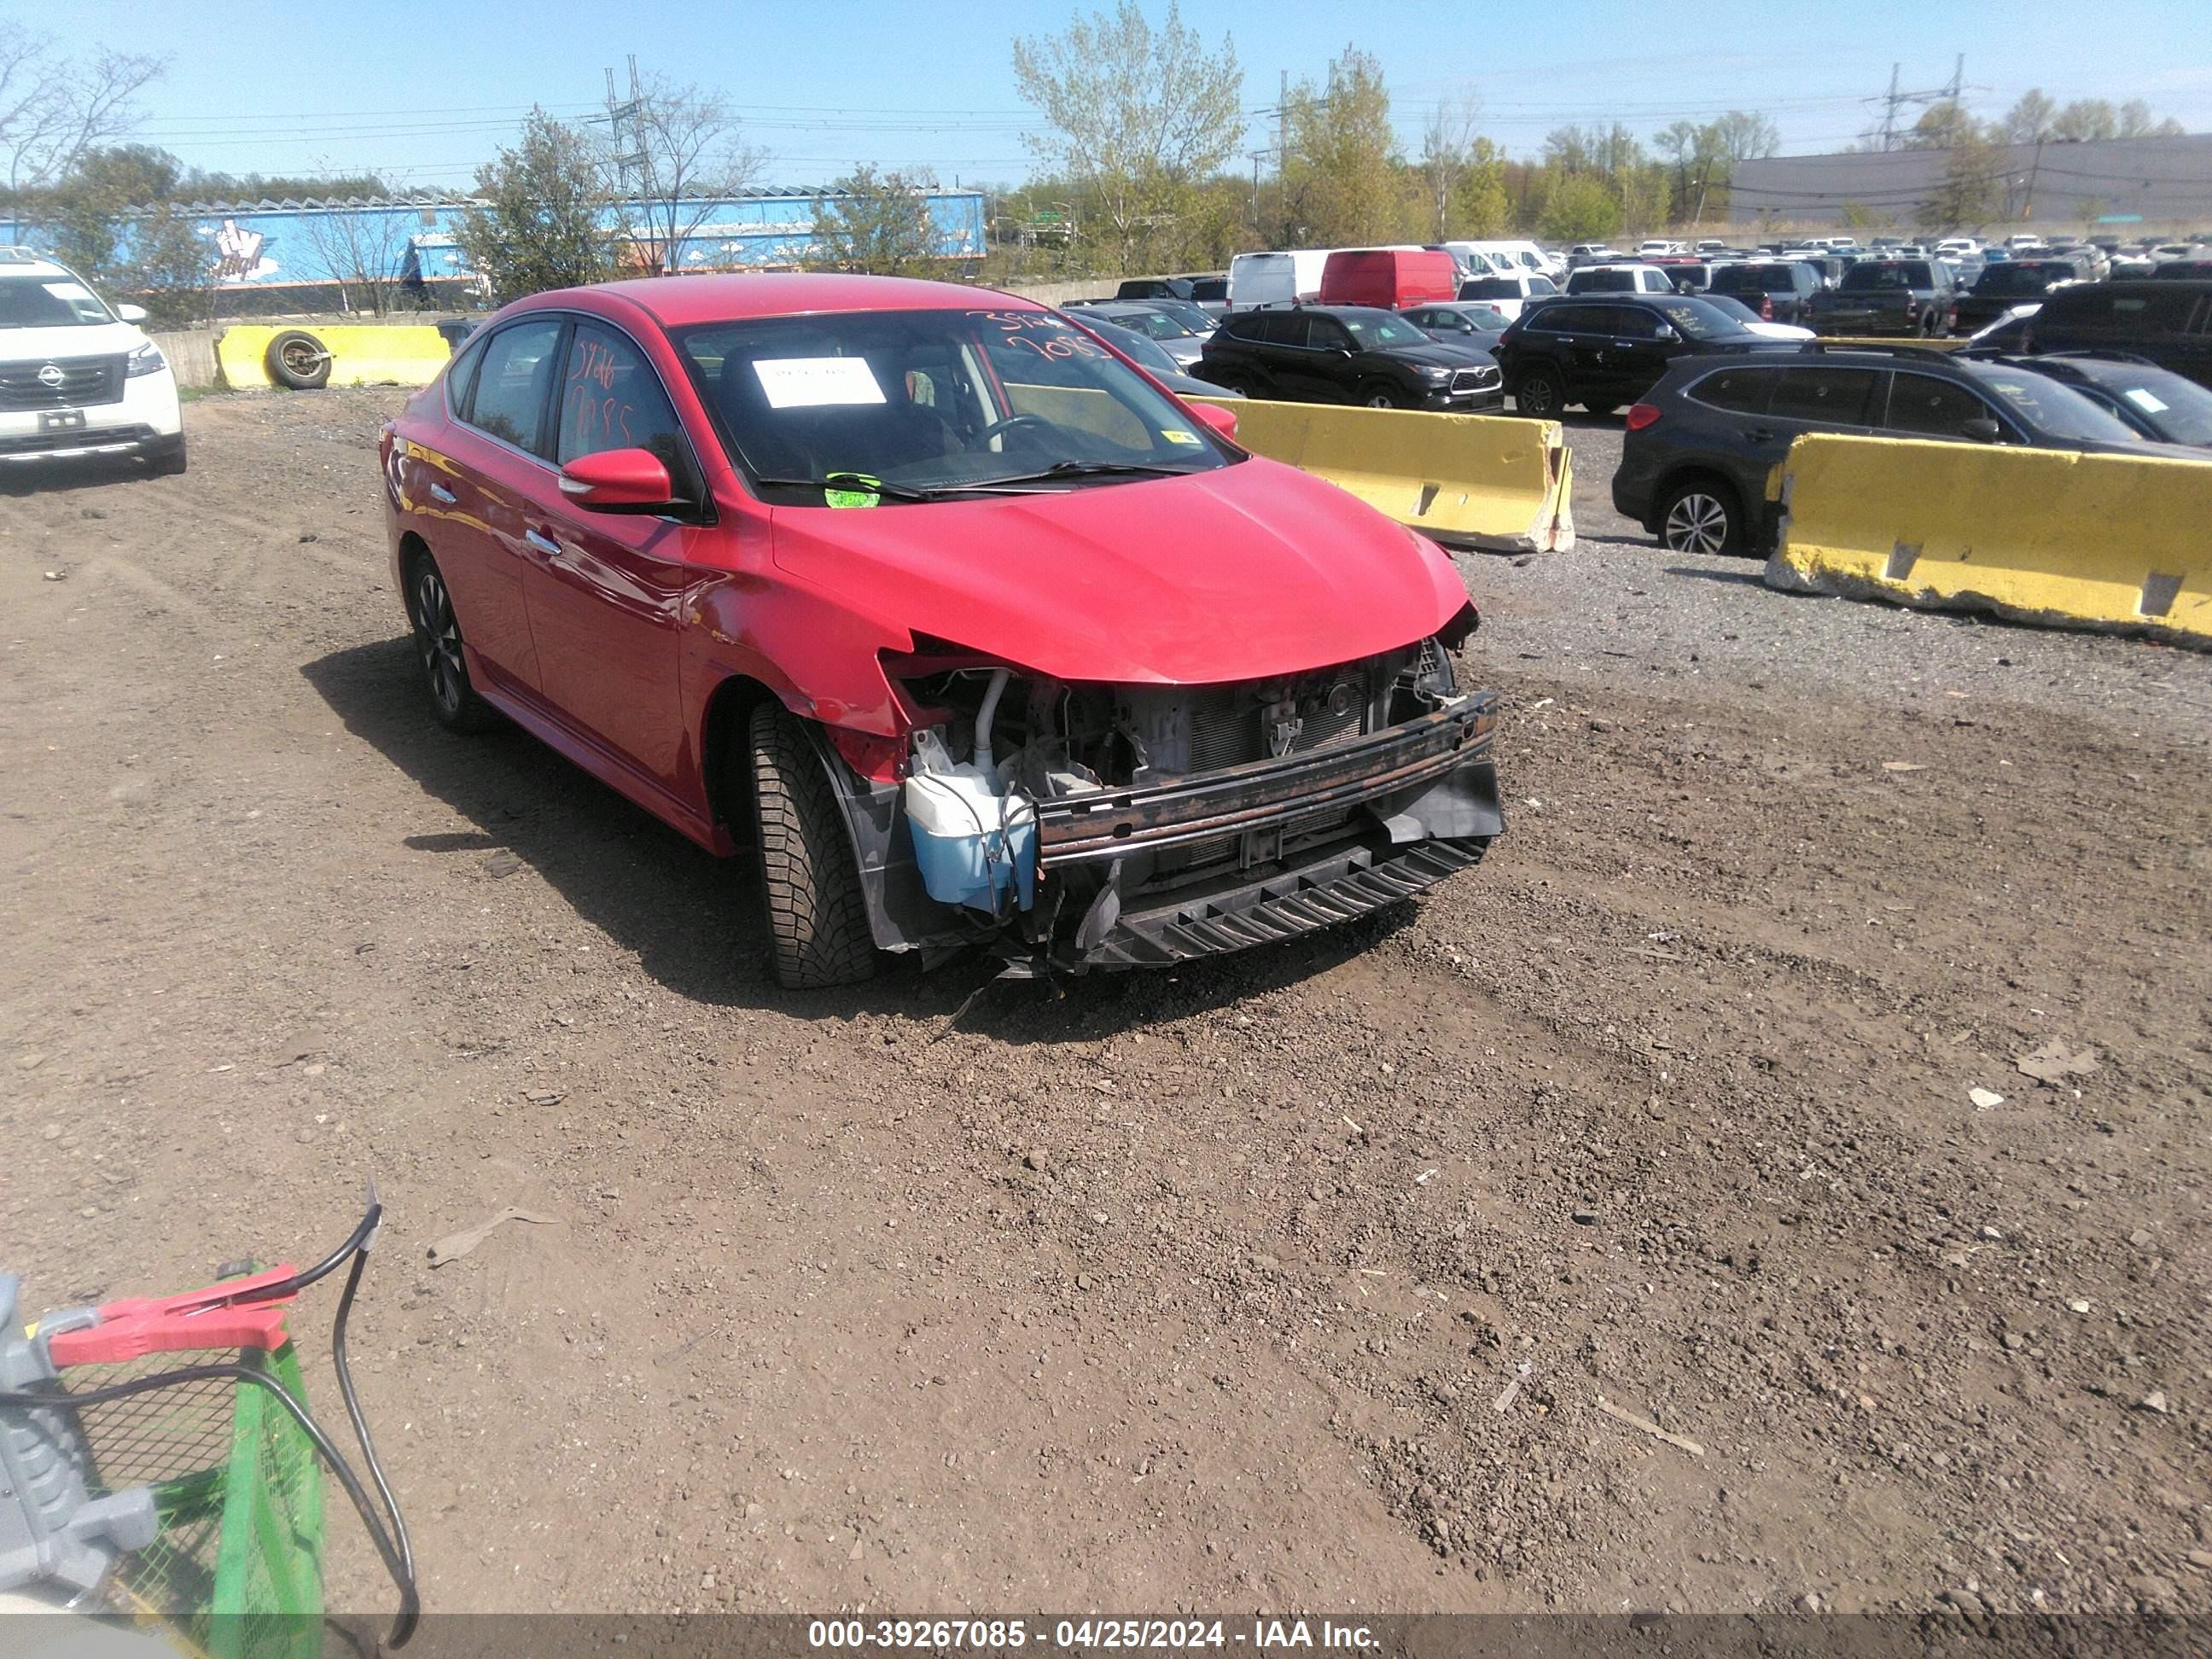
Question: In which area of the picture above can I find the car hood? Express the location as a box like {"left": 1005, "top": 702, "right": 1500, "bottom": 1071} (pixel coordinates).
{"left": 0, "top": 320, "right": 149, "bottom": 359}
{"left": 767, "top": 457, "right": 1469, "bottom": 684}
{"left": 1377, "top": 340, "right": 1498, "bottom": 370}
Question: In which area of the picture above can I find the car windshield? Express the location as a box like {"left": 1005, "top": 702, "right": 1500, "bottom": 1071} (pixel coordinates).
{"left": 1975, "top": 371, "right": 2145, "bottom": 444}
{"left": 1093, "top": 321, "right": 1179, "bottom": 375}
{"left": 1117, "top": 309, "right": 1196, "bottom": 341}
{"left": 1843, "top": 264, "right": 1933, "bottom": 290}
{"left": 1652, "top": 299, "right": 1745, "bottom": 340}
{"left": 1697, "top": 294, "right": 1764, "bottom": 325}
{"left": 0, "top": 275, "right": 114, "bottom": 327}
{"left": 1336, "top": 310, "right": 1429, "bottom": 347}
{"left": 2077, "top": 366, "right": 2212, "bottom": 445}
{"left": 673, "top": 307, "right": 1234, "bottom": 502}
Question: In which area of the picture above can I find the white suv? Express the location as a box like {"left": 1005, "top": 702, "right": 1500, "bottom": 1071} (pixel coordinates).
{"left": 0, "top": 249, "right": 183, "bottom": 474}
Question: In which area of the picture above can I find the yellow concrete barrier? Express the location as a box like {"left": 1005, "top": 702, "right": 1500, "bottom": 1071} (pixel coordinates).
{"left": 1766, "top": 434, "right": 2212, "bottom": 649}
{"left": 1192, "top": 398, "right": 1575, "bottom": 554}
{"left": 216, "top": 324, "right": 451, "bottom": 391}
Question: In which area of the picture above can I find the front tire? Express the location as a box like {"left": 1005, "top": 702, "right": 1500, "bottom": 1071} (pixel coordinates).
{"left": 1657, "top": 478, "right": 1746, "bottom": 557}
{"left": 144, "top": 435, "right": 187, "bottom": 477}
{"left": 1515, "top": 363, "right": 1566, "bottom": 419}
{"left": 1359, "top": 381, "right": 1402, "bottom": 409}
{"left": 748, "top": 702, "right": 876, "bottom": 989}
{"left": 405, "top": 551, "right": 498, "bottom": 732}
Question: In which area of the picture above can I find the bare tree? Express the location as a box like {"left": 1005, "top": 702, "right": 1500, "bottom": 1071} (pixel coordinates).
{"left": 1417, "top": 98, "right": 1480, "bottom": 241}
{"left": 0, "top": 24, "right": 163, "bottom": 195}
{"left": 298, "top": 199, "right": 414, "bottom": 314}
{"left": 614, "top": 76, "right": 767, "bottom": 275}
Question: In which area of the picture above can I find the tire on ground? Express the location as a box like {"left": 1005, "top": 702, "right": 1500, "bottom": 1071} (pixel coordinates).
{"left": 265, "top": 329, "right": 333, "bottom": 391}
{"left": 748, "top": 701, "right": 876, "bottom": 989}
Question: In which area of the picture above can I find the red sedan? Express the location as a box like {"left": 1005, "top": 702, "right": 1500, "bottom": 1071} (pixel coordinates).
{"left": 380, "top": 274, "right": 1503, "bottom": 987}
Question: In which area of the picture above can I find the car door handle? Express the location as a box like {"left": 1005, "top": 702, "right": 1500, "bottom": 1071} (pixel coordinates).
{"left": 1746, "top": 428, "right": 1775, "bottom": 443}
{"left": 524, "top": 528, "right": 562, "bottom": 557}
{"left": 428, "top": 482, "right": 457, "bottom": 504}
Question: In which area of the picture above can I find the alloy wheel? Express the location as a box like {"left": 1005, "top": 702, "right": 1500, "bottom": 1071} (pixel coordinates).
{"left": 413, "top": 565, "right": 465, "bottom": 718}
{"left": 1663, "top": 492, "right": 1732, "bottom": 556}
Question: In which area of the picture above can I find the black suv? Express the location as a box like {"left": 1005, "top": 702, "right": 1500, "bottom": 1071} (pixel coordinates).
{"left": 1705, "top": 261, "right": 1821, "bottom": 323}
{"left": 1493, "top": 294, "right": 1798, "bottom": 418}
{"left": 1952, "top": 259, "right": 2081, "bottom": 333}
{"left": 1804, "top": 260, "right": 1960, "bottom": 336}
{"left": 2025, "top": 280, "right": 2212, "bottom": 387}
{"left": 1193, "top": 306, "right": 1504, "bottom": 410}
{"left": 1612, "top": 346, "right": 2189, "bottom": 555}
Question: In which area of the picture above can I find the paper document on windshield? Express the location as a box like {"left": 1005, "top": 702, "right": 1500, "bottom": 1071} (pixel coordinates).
{"left": 754, "top": 357, "right": 888, "bottom": 410}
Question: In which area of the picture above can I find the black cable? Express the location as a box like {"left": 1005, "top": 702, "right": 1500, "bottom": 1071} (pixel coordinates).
{"left": 329, "top": 1220, "right": 416, "bottom": 1646}
{"left": 1, "top": 1363, "right": 417, "bottom": 1647}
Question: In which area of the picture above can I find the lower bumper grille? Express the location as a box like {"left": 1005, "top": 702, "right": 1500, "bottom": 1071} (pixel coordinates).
{"left": 1072, "top": 838, "right": 1488, "bottom": 969}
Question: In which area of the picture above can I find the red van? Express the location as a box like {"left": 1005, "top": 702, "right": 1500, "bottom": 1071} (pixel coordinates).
{"left": 1318, "top": 248, "right": 1458, "bottom": 310}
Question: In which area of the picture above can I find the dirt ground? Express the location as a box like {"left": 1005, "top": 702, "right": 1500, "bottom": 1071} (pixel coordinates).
{"left": 2, "top": 390, "right": 2206, "bottom": 1621}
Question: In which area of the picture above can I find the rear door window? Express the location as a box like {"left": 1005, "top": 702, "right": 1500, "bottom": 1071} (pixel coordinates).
{"left": 1769, "top": 366, "right": 1878, "bottom": 426}
{"left": 463, "top": 317, "right": 568, "bottom": 456}
{"left": 1690, "top": 366, "right": 1780, "bottom": 414}
{"left": 1883, "top": 373, "right": 2000, "bottom": 438}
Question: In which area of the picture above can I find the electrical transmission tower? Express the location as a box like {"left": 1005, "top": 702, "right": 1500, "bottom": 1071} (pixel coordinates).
{"left": 1872, "top": 55, "right": 1966, "bottom": 149}
{"left": 594, "top": 56, "right": 649, "bottom": 195}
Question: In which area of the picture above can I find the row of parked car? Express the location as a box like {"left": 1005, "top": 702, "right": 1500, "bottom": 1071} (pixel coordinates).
{"left": 1050, "top": 247, "right": 2212, "bottom": 579}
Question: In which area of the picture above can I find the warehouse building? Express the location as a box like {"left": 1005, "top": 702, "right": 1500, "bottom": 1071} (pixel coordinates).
{"left": 1728, "top": 132, "right": 2212, "bottom": 230}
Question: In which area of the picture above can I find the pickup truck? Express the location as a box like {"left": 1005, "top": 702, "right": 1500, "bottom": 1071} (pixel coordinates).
{"left": 1806, "top": 259, "right": 1960, "bottom": 337}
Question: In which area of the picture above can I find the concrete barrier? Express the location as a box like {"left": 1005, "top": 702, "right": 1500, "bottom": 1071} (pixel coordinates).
{"left": 1765, "top": 433, "right": 2212, "bottom": 649}
{"left": 216, "top": 324, "right": 451, "bottom": 391}
{"left": 1192, "top": 398, "right": 1575, "bottom": 554}
{"left": 150, "top": 329, "right": 220, "bottom": 391}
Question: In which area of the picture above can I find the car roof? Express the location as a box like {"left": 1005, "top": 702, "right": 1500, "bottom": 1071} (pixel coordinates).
{"left": 0, "top": 248, "right": 72, "bottom": 278}
{"left": 542, "top": 272, "right": 1047, "bottom": 329}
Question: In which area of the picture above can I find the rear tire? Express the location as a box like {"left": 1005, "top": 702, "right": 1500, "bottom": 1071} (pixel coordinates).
{"left": 1657, "top": 477, "right": 1747, "bottom": 557}
{"left": 748, "top": 701, "right": 876, "bottom": 989}
{"left": 404, "top": 550, "right": 499, "bottom": 733}
{"left": 1514, "top": 363, "right": 1566, "bottom": 419}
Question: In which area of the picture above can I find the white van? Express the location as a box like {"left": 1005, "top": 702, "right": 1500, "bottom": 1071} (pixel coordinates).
{"left": 1459, "top": 239, "right": 1564, "bottom": 281}
{"left": 1225, "top": 248, "right": 1334, "bottom": 310}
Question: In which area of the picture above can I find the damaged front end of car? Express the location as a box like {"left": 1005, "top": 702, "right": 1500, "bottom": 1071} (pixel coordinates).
{"left": 829, "top": 610, "right": 1504, "bottom": 975}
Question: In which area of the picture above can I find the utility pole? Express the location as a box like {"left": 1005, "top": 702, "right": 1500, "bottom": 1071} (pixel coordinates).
{"left": 2023, "top": 135, "right": 2046, "bottom": 221}
{"left": 1880, "top": 63, "right": 1900, "bottom": 151}
{"left": 1278, "top": 70, "right": 1289, "bottom": 244}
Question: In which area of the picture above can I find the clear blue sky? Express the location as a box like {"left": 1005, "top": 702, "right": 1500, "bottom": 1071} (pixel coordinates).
{"left": 36, "top": 0, "right": 2212, "bottom": 191}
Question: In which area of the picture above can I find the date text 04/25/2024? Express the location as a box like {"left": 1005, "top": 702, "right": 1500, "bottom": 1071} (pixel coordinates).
{"left": 806, "top": 1620, "right": 1378, "bottom": 1650}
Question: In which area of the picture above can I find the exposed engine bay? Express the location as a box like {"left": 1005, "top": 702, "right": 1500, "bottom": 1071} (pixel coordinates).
{"left": 878, "top": 630, "right": 1505, "bottom": 972}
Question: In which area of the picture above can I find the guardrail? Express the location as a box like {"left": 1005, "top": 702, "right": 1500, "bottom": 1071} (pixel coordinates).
{"left": 1764, "top": 433, "right": 2210, "bottom": 649}
{"left": 1191, "top": 398, "right": 1575, "bottom": 555}
{"left": 216, "top": 324, "right": 451, "bottom": 391}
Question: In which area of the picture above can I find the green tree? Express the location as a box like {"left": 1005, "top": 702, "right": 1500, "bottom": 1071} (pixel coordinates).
{"left": 2116, "top": 99, "right": 2184, "bottom": 139}
{"left": 1280, "top": 48, "right": 1412, "bottom": 246}
{"left": 1538, "top": 174, "right": 1620, "bottom": 242}
{"left": 454, "top": 110, "right": 614, "bottom": 303}
{"left": 1012, "top": 1, "right": 1243, "bottom": 274}
{"left": 2051, "top": 99, "right": 2116, "bottom": 142}
{"left": 1918, "top": 127, "right": 1998, "bottom": 230}
{"left": 811, "top": 166, "right": 940, "bottom": 275}
{"left": 1451, "top": 138, "right": 1511, "bottom": 236}
{"left": 118, "top": 203, "right": 212, "bottom": 325}
{"left": 1998, "top": 90, "right": 2058, "bottom": 145}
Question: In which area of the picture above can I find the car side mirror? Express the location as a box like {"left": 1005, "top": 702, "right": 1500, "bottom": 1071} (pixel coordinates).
{"left": 1653, "top": 324, "right": 1679, "bottom": 342}
{"left": 1961, "top": 417, "right": 2003, "bottom": 444}
{"left": 115, "top": 303, "right": 149, "bottom": 323}
{"left": 558, "top": 447, "right": 679, "bottom": 512}
{"left": 1191, "top": 400, "right": 1240, "bottom": 440}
